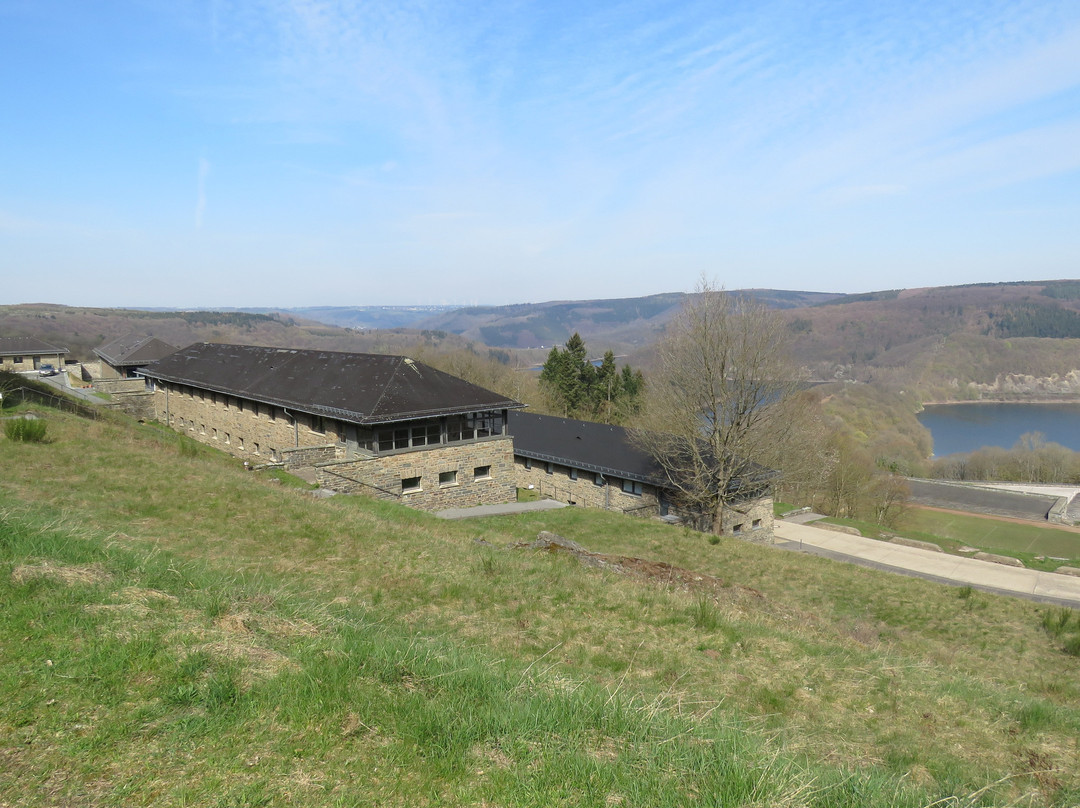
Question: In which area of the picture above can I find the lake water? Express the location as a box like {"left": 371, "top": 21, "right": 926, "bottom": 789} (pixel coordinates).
{"left": 918, "top": 402, "right": 1080, "bottom": 456}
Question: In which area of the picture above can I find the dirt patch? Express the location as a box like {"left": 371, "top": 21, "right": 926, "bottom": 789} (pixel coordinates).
{"left": 494, "top": 531, "right": 765, "bottom": 601}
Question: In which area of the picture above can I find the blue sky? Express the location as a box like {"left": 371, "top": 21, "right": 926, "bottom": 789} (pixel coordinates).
{"left": 3, "top": 0, "right": 1080, "bottom": 308}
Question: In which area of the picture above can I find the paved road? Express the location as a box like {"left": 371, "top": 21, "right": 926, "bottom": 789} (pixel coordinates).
{"left": 775, "top": 519, "right": 1080, "bottom": 608}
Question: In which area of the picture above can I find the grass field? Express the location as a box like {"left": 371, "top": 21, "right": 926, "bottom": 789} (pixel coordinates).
{"left": 903, "top": 509, "right": 1080, "bottom": 562}
{"left": 824, "top": 508, "right": 1080, "bottom": 570}
{"left": 3, "top": 405, "right": 1080, "bottom": 806}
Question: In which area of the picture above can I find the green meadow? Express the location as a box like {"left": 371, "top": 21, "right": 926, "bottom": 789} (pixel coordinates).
{"left": 3, "top": 405, "right": 1080, "bottom": 806}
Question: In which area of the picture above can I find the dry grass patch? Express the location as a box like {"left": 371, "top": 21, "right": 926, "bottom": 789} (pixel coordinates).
{"left": 12, "top": 560, "right": 112, "bottom": 586}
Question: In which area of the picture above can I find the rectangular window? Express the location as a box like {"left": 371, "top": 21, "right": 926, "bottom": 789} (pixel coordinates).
{"left": 568, "top": 468, "right": 578, "bottom": 481}
{"left": 225, "top": 432, "right": 230, "bottom": 445}
{"left": 524, "top": 458, "right": 532, "bottom": 470}
{"left": 311, "top": 415, "right": 325, "bottom": 434}
{"left": 594, "top": 473, "right": 604, "bottom": 487}
{"left": 269, "top": 407, "right": 276, "bottom": 422}
{"left": 212, "top": 428, "right": 218, "bottom": 440}
{"left": 377, "top": 422, "right": 441, "bottom": 452}
{"left": 253, "top": 443, "right": 260, "bottom": 455}
{"left": 621, "top": 479, "right": 643, "bottom": 496}
{"left": 545, "top": 462, "right": 554, "bottom": 475}
{"left": 438, "top": 470, "right": 458, "bottom": 486}
{"left": 238, "top": 437, "right": 244, "bottom": 450}
{"left": 402, "top": 476, "right": 422, "bottom": 493}
{"left": 733, "top": 523, "right": 744, "bottom": 535}
{"left": 474, "top": 465, "right": 491, "bottom": 480}
{"left": 752, "top": 519, "right": 762, "bottom": 530}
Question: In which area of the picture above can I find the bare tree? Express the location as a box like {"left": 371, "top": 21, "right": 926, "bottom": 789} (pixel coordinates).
{"left": 634, "top": 278, "right": 803, "bottom": 533}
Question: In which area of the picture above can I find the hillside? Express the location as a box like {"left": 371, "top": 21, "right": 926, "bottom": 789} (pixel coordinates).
{"left": 780, "top": 281, "right": 1080, "bottom": 396}
{"left": 2, "top": 404, "right": 1079, "bottom": 805}
{"left": 413, "top": 290, "right": 840, "bottom": 350}
{"left": 0, "top": 303, "right": 477, "bottom": 364}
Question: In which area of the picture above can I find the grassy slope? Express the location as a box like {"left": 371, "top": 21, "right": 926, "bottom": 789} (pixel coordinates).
{"left": 3, "top": 409, "right": 1080, "bottom": 805}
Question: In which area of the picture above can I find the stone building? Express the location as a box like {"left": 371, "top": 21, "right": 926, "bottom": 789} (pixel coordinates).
{"left": 94, "top": 335, "right": 178, "bottom": 379}
{"left": 509, "top": 411, "right": 776, "bottom": 540}
{"left": 0, "top": 337, "right": 68, "bottom": 373}
{"left": 139, "top": 343, "right": 523, "bottom": 511}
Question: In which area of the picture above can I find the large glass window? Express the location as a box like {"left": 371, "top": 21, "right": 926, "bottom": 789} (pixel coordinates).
{"left": 447, "top": 411, "right": 504, "bottom": 442}
{"left": 377, "top": 422, "right": 441, "bottom": 452}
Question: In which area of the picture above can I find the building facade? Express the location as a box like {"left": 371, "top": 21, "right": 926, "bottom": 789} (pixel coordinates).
{"left": 0, "top": 337, "right": 68, "bottom": 373}
{"left": 140, "top": 343, "right": 523, "bottom": 511}
{"left": 509, "top": 411, "right": 775, "bottom": 540}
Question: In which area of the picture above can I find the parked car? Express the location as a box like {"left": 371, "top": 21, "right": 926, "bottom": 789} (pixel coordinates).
{"left": 38, "top": 364, "right": 58, "bottom": 376}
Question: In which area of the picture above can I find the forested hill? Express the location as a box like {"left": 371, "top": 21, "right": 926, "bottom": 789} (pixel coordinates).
{"left": 780, "top": 280, "right": 1080, "bottom": 398}
{"left": 0, "top": 303, "right": 474, "bottom": 362}
{"left": 412, "top": 289, "right": 839, "bottom": 349}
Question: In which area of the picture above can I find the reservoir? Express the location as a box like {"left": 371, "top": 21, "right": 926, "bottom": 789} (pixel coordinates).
{"left": 918, "top": 402, "right": 1080, "bottom": 456}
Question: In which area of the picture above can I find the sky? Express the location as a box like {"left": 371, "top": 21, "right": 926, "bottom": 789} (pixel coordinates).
{"left": 2, "top": 0, "right": 1080, "bottom": 309}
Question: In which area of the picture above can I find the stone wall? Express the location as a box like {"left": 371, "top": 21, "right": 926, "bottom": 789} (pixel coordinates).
{"left": 316, "top": 438, "right": 516, "bottom": 511}
{"left": 280, "top": 444, "right": 338, "bottom": 470}
{"left": 514, "top": 457, "right": 660, "bottom": 515}
{"left": 514, "top": 456, "right": 774, "bottom": 540}
{"left": 153, "top": 384, "right": 328, "bottom": 462}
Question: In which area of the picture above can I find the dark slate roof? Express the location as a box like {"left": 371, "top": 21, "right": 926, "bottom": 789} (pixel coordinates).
{"left": 94, "top": 335, "right": 179, "bottom": 368}
{"left": 508, "top": 411, "right": 665, "bottom": 485}
{"left": 139, "top": 343, "right": 523, "bottom": 425}
{"left": 508, "top": 411, "right": 779, "bottom": 490}
{"left": 0, "top": 337, "right": 69, "bottom": 357}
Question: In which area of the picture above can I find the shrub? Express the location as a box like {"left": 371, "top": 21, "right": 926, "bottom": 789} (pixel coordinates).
{"left": 4, "top": 417, "right": 48, "bottom": 443}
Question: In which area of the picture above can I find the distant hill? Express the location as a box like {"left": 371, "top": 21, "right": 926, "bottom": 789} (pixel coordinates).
{"left": 0, "top": 304, "right": 473, "bottom": 363}
{"left": 412, "top": 289, "right": 839, "bottom": 350}
{"left": 780, "top": 280, "right": 1080, "bottom": 398}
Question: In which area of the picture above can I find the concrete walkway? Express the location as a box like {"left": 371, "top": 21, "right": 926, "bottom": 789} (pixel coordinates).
{"left": 775, "top": 519, "right": 1080, "bottom": 607}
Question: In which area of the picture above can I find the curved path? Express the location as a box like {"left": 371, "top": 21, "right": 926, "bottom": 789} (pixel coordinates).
{"left": 775, "top": 519, "right": 1080, "bottom": 608}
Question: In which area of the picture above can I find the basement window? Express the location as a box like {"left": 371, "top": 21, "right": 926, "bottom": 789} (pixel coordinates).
{"left": 402, "top": 476, "right": 422, "bottom": 494}
{"left": 733, "top": 523, "right": 744, "bottom": 535}
{"left": 568, "top": 468, "right": 578, "bottom": 481}
{"left": 439, "top": 470, "right": 458, "bottom": 487}
{"left": 752, "top": 519, "right": 762, "bottom": 530}
{"left": 474, "top": 465, "right": 492, "bottom": 480}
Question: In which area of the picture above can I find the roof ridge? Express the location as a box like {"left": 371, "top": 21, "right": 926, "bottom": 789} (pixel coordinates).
{"left": 367, "top": 355, "right": 406, "bottom": 419}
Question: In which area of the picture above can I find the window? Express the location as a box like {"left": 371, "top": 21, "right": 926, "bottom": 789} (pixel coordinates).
{"left": 568, "top": 468, "right": 578, "bottom": 481}
{"left": 212, "top": 428, "right": 218, "bottom": 440}
{"left": 253, "top": 443, "right": 260, "bottom": 455}
{"left": 545, "top": 462, "right": 554, "bottom": 475}
{"left": 447, "top": 411, "right": 504, "bottom": 442}
{"left": 621, "top": 479, "right": 643, "bottom": 496}
{"left": 269, "top": 407, "right": 276, "bottom": 422}
{"left": 474, "top": 465, "right": 492, "bottom": 480}
{"left": 733, "top": 523, "right": 744, "bottom": 535}
{"left": 225, "top": 432, "right": 231, "bottom": 445}
{"left": 377, "top": 422, "right": 441, "bottom": 452}
{"left": 524, "top": 458, "right": 532, "bottom": 470}
{"left": 238, "top": 437, "right": 244, "bottom": 450}
{"left": 402, "top": 476, "right": 422, "bottom": 493}
{"left": 200, "top": 423, "right": 206, "bottom": 435}
{"left": 311, "top": 415, "right": 325, "bottom": 434}
{"left": 594, "top": 473, "right": 604, "bottom": 487}
{"left": 752, "top": 519, "right": 762, "bottom": 530}
{"left": 439, "top": 470, "right": 458, "bottom": 486}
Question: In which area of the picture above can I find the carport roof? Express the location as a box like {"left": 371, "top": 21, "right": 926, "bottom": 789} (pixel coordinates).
{"left": 140, "top": 342, "right": 523, "bottom": 425}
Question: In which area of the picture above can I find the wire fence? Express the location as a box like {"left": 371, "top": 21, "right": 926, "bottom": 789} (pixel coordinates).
{"left": 0, "top": 384, "right": 106, "bottom": 421}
